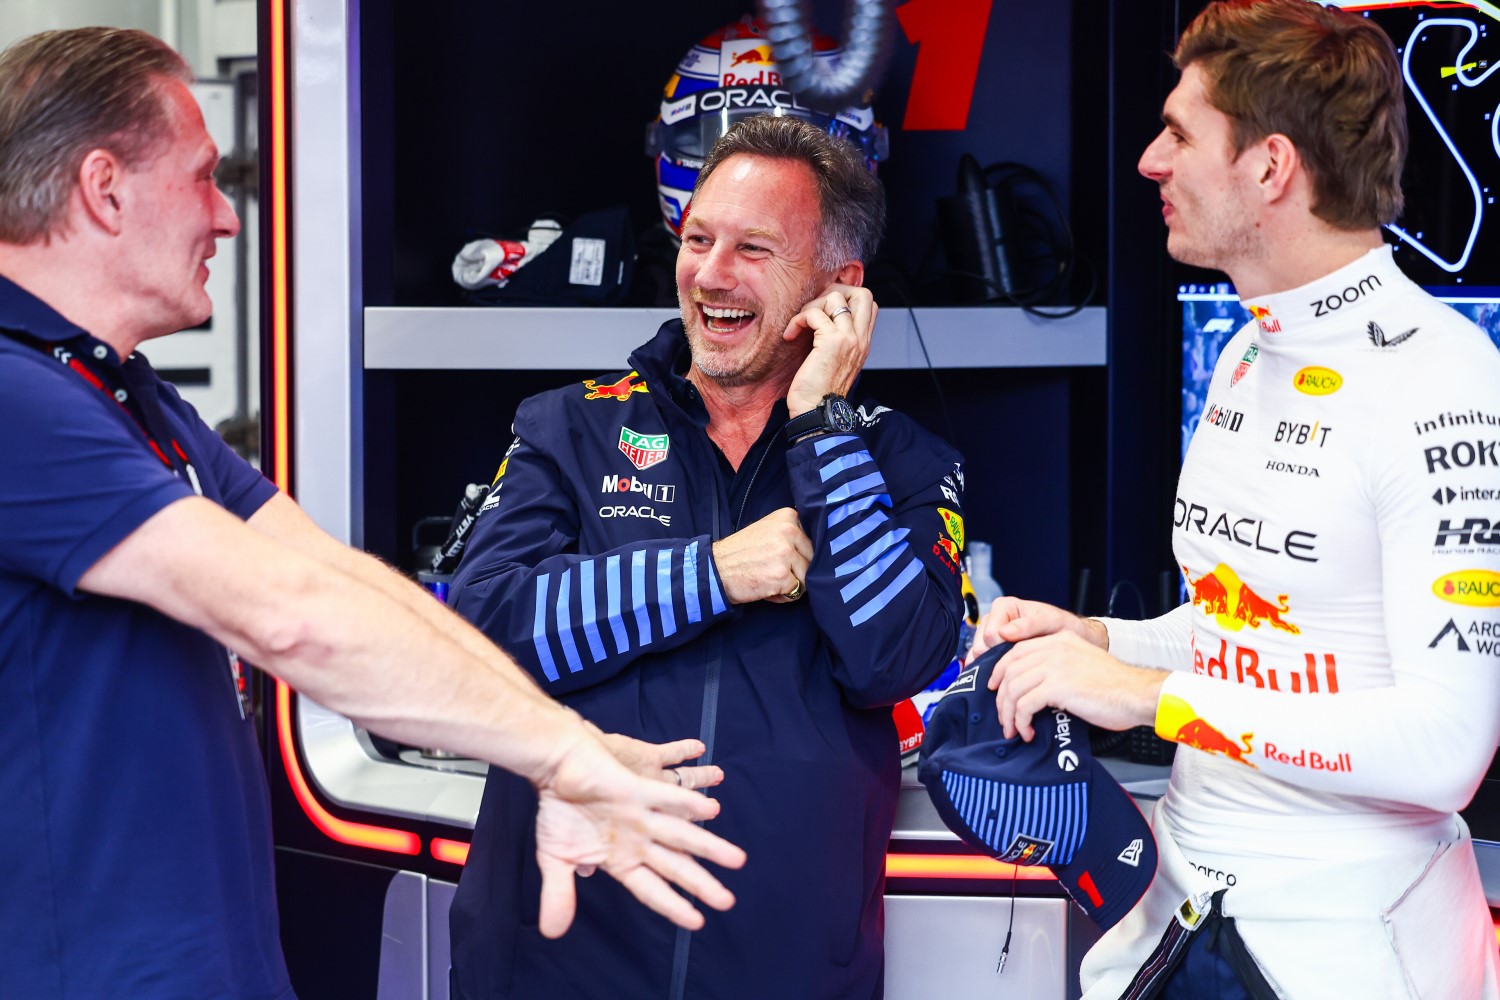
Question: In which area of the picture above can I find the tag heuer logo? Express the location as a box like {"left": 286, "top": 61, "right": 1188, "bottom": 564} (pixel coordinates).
{"left": 619, "top": 426, "right": 670, "bottom": 470}
{"left": 1117, "top": 838, "right": 1144, "bottom": 867}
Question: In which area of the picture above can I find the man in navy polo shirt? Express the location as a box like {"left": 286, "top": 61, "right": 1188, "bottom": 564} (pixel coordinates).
{"left": 0, "top": 27, "right": 743, "bottom": 998}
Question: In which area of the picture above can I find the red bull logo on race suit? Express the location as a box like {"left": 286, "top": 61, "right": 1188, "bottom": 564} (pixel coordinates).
{"left": 1184, "top": 564, "right": 1300, "bottom": 634}
{"left": 1157, "top": 694, "right": 1256, "bottom": 767}
{"left": 1247, "top": 305, "right": 1281, "bottom": 334}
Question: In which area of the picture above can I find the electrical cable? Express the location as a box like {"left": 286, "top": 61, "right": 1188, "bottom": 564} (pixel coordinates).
{"left": 932, "top": 159, "right": 1098, "bottom": 318}
{"left": 869, "top": 263, "right": 958, "bottom": 448}
{"left": 1107, "top": 578, "right": 1147, "bottom": 619}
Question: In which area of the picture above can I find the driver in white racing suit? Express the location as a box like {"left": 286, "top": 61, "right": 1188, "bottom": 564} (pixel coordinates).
{"left": 971, "top": 2, "right": 1500, "bottom": 996}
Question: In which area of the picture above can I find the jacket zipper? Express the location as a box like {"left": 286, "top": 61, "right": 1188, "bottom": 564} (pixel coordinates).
{"left": 670, "top": 442, "right": 736, "bottom": 1000}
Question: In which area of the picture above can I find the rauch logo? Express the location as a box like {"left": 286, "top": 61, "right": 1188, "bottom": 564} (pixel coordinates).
{"left": 1293, "top": 366, "right": 1342, "bottom": 396}
{"left": 1431, "top": 570, "right": 1500, "bottom": 607}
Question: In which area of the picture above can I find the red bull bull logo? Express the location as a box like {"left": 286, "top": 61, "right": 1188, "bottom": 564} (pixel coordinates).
{"left": 933, "top": 536, "right": 960, "bottom": 574}
{"left": 1184, "top": 564, "right": 1299, "bottom": 634}
{"left": 721, "top": 40, "right": 782, "bottom": 85}
{"left": 729, "top": 44, "right": 773, "bottom": 67}
{"left": 1246, "top": 305, "right": 1281, "bottom": 334}
{"left": 1157, "top": 694, "right": 1257, "bottom": 767}
{"left": 584, "top": 371, "right": 649, "bottom": 402}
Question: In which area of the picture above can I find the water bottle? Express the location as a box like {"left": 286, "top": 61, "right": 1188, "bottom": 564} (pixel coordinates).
{"left": 967, "top": 540, "right": 1004, "bottom": 613}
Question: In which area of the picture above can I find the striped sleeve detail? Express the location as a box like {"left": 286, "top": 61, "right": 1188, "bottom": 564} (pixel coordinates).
{"left": 838, "top": 531, "right": 912, "bottom": 602}
{"left": 813, "top": 433, "right": 858, "bottom": 456}
{"left": 526, "top": 540, "right": 731, "bottom": 685}
{"left": 533, "top": 573, "right": 559, "bottom": 681}
{"left": 631, "top": 550, "right": 653, "bottom": 647}
{"left": 830, "top": 509, "right": 889, "bottom": 555}
{"left": 707, "top": 555, "right": 727, "bottom": 614}
{"left": 849, "top": 560, "right": 924, "bottom": 626}
{"left": 828, "top": 493, "right": 888, "bottom": 527}
{"left": 818, "top": 449, "right": 874, "bottom": 482}
{"left": 813, "top": 436, "right": 922, "bottom": 627}
{"left": 604, "top": 554, "right": 629, "bottom": 654}
{"left": 657, "top": 548, "right": 677, "bottom": 638}
{"left": 827, "top": 472, "right": 887, "bottom": 505}
{"left": 578, "top": 559, "right": 607, "bottom": 663}
{"left": 554, "top": 571, "right": 584, "bottom": 675}
{"left": 834, "top": 527, "right": 910, "bottom": 579}
{"left": 683, "top": 540, "right": 702, "bottom": 623}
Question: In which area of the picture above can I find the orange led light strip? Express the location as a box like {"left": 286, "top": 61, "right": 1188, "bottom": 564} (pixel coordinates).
{"left": 885, "top": 854, "right": 1058, "bottom": 881}
{"left": 275, "top": 680, "right": 421, "bottom": 855}
{"left": 431, "top": 838, "right": 472, "bottom": 865}
{"left": 268, "top": 0, "right": 290, "bottom": 493}
{"left": 266, "top": 0, "right": 419, "bottom": 858}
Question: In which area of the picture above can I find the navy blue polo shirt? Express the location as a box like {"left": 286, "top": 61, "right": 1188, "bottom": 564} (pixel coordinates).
{"left": 0, "top": 276, "right": 291, "bottom": 998}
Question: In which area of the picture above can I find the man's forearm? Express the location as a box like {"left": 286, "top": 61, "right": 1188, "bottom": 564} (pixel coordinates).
{"left": 317, "top": 539, "right": 550, "bottom": 696}
{"left": 84, "top": 496, "right": 583, "bottom": 784}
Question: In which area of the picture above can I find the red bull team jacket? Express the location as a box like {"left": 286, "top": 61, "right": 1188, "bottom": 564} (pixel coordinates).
{"left": 447, "top": 320, "right": 965, "bottom": 1000}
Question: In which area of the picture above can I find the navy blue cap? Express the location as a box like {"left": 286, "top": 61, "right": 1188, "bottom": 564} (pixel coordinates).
{"left": 917, "top": 643, "right": 1157, "bottom": 931}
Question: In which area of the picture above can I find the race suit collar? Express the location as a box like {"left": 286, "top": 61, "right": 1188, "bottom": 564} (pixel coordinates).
{"left": 1237, "top": 245, "right": 1406, "bottom": 339}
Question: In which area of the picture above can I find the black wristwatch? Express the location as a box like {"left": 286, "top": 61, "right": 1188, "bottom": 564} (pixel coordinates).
{"left": 784, "top": 393, "right": 856, "bottom": 444}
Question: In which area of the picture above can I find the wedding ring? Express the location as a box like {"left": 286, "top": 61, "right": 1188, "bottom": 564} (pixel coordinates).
{"left": 671, "top": 769, "right": 682, "bottom": 787}
{"left": 786, "top": 578, "right": 805, "bottom": 601}
{"left": 828, "top": 306, "right": 852, "bottom": 320}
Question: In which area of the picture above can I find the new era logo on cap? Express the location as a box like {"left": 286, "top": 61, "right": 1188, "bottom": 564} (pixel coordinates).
{"left": 917, "top": 643, "right": 1158, "bottom": 931}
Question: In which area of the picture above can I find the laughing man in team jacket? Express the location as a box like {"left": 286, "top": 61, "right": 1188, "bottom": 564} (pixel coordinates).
{"left": 448, "top": 115, "right": 966, "bottom": 999}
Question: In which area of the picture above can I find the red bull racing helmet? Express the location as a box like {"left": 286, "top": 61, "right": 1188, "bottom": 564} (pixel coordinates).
{"left": 645, "top": 15, "right": 889, "bottom": 237}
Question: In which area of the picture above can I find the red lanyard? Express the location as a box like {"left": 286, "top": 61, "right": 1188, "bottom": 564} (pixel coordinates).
{"left": 43, "top": 340, "right": 196, "bottom": 483}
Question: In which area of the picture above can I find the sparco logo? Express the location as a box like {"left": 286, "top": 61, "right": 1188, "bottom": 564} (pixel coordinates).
{"left": 1202, "top": 402, "right": 1243, "bottom": 433}
{"left": 1310, "top": 273, "right": 1380, "bottom": 316}
{"left": 1423, "top": 439, "right": 1500, "bottom": 474}
{"left": 601, "top": 475, "right": 676, "bottom": 503}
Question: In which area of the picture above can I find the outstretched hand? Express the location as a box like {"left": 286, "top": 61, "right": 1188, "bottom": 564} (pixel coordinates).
{"left": 532, "top": 733, "right": 746, "bottom": 938}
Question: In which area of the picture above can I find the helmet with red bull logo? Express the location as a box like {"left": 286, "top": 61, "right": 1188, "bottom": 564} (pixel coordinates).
{"left": 645, "top": 15, "right": 888, "bottom": 237}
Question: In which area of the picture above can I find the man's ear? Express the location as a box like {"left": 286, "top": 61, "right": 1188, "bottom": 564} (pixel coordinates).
{"left": 835, "top": 260, "right": 864, "bottom": 287}
{"left": 1257, "top": 133, "right": 1299, "bottom": 204}
{"left": 76, "top": 149, "right": 125, "bottom": 236}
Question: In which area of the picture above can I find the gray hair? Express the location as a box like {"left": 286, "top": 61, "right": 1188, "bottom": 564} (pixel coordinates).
{"left": 693, "top": 113, "right": 885, "bottom": 270}
{"left": 0, "top": 27, "right": 191, "bottom": 244}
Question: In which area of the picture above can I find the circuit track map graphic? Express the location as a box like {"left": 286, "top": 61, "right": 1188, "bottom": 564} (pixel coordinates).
{"left": 1332, "top": 3, "right": 1500, "bottom": 284}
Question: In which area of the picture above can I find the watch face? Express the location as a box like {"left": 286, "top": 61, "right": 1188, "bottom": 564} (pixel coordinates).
{"left": 827, "top": 397, "right": 856, "bottom": 433}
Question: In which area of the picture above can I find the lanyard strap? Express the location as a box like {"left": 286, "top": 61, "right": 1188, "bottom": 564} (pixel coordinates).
{"left": 32, "top": 338, "right": 201, "bottom": 491}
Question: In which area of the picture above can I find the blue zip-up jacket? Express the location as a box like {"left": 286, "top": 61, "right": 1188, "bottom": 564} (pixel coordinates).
{"left": 448, "top": 321, "right": 965, "bottom": 1000}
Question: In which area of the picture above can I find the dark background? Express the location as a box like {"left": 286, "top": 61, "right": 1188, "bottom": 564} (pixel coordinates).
{"left": 356, "top": 0, "right": 1184, "bottom": 618}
